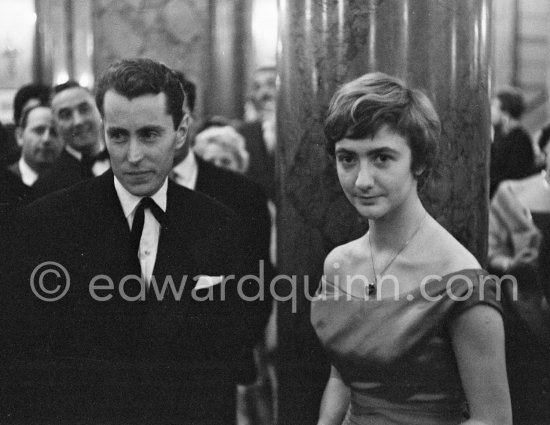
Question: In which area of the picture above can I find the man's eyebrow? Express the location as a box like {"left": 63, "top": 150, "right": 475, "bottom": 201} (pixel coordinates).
{"left": 137, "top": 125, "right": 165, "bottom": 133}
{"left": 106, "top": 126, "right": 128, "bottom": 134}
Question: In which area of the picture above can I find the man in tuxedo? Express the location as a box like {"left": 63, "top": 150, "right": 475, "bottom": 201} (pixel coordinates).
{"left": 0, "top": 82, "right": 51, "bottom": 168}
{"left": 239, "top": 66, "right": 277, "bottom": 201}
{"left": 172, "top": 71, "right": 275, "bottom": 424}
{"left": 5, "top": 58, "right": 257, "bottom": 424}
{"left": 31, "top": 81, "right": 110, "bottom": 198}
{"left": 172, "top": 73, "right": 273, "bottom": 285}
{"left": 490, "top": 87, "right": 536, "bottom": 197}
{"left": 9, "top": 105, "right": 62, "bottom": 193}
{"left": 1, "top": 105, "right": 62, "bottom": 225}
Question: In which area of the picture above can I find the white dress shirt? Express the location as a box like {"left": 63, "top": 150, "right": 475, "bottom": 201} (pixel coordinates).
{"left": 114, "top": 176, "right": 168, "bottom": 285}
{"left": 18, "top": 157, "right": 39, "bottom": 186}
{"left": 65, "top": 144, "right": 111, "bottom": 176}
{"left": 171, "top": 150, "right": 199, "bottom": 190}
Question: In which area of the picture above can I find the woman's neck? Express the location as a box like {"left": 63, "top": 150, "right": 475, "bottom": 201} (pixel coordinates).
{"left": 368, "top": 196, "right": 426, "bottom": 250}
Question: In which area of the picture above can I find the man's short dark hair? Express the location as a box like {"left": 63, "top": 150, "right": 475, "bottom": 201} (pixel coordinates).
{"left": 95, "top": 58, "right": 185, "bottom": 130}
{"left": 174, "top": 70, "right": 196, "bottom": 114}
{"left": 13, "top": 83, "right": 51, "bottom": 125}
{"left": 495, "top": 87, "right": 525, "bottom": 119}
{"left": 52, "top": 80, "right": 84, "bottom": 96}
{"left": 18, "top": 104, "right": 49, "bottom": 129}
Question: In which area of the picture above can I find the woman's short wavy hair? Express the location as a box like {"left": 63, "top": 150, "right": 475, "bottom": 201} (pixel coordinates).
{"left": 324, "top": 72, "right": 441, "bottom": 186}
{"left": 194, "top": 125, "right": 250, "bottom": 173}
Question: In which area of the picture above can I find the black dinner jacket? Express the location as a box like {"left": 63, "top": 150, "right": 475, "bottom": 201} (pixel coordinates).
{"left": 3, "top": 169, "right": 257, "bottom": 423}
{"left": 0, "top": 164, "right": 29, "bottom": 232}
{"left": 238, "top": 120, "right": 276, "bottom": 200}
{"left": 31, "top": 149, "right": 92, "bottom": 200}
{"left": 195, "top": 156, "right": 274, "bottom": 339}
{"left": 195, "top": 156, "right": 271, "bottom": 269}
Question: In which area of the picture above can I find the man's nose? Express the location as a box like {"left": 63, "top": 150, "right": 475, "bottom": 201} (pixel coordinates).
{"left": 127, "top": 139, "right": 144, "bottom": 163}
{"left": 41, "top": 128, "right": 55, "bottom": 144}
{"left": 73, "top": 110, "right": 86, "bottom": 126}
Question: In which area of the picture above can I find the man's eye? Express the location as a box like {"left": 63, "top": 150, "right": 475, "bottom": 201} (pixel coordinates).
{"left": 79, "top": 104, "right": 91, "bottom": 114}
{"left": 108, "top": 131, "right": 126, "bottom": 142}
{"left": 58, "top": 111, "right": 71, "bottom": 120}
{"left": 141, "top": 130, "right": 159, "bottom": 141}
{"left": 374, "top": 154, "right": 391, "bottom": 164}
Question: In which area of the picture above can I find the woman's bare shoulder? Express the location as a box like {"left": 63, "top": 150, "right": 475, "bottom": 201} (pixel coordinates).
{"left": 423, "top": 218, "right": 480, "bottom": 274}
{"left": 324, "top": 236, "right": 367, "bottom": 277}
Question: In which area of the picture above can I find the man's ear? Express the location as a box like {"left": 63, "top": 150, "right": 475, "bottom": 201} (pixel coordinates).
{"left": 15, "top": 126, "right": 24, "bottom": 147}
{"left": 176, "top": 114, "right": 189, "bottom": 150}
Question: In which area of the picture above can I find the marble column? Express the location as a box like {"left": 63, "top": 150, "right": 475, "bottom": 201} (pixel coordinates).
{"left": 92, "top": 0, "right": 210, "bottom": 116}
{"left": 276, "top": 0, "right": 492, "bottom": 423}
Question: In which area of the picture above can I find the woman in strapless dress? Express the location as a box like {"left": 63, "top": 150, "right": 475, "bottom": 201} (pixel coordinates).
{"left": 311, "top": 72, "right": 512, "bottom": 425}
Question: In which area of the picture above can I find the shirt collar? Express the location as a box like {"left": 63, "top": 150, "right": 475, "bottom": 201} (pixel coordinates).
{"left": 113, "top": 175, "right": 168, "bottom": 220}
{"left": 65, "top": 143, "right": 108, "bottom": 161}
{"left": 64, "top": 144, "right": 83, "bottom": 161}
{"left": 18, "top": 157, "right": 39, "bottom": 186}
{"left": 171, "top": 150, "right": 198, "bottom": 190}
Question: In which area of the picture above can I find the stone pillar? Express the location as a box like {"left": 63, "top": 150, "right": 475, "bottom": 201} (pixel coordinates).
{"left": 276, "top": 1, "right": 492, "bottom": 423}
{"left": 93, "top": 0, "right": 210, "bottom": 117}
{"left": 205, "top": 0, "right": 252, "bottom": 119}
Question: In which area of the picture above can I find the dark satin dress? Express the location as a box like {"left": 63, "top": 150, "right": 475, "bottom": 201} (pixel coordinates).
{"left": 311, "top": 269, "right": 503, "bottom": 425}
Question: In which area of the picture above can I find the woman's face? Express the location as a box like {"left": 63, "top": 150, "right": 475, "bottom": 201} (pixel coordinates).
{"left": 335, "top": 124, "right": 418, "bottom": 220}
{"left": 202, "top": 142, "right": 242, "bottom": 173}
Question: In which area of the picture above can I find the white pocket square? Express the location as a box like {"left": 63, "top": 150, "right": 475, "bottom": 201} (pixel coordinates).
{"left": 193, "top": 275, "right": 224, "bottom": 290}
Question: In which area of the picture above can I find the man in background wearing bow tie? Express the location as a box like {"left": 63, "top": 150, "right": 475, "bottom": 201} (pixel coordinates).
{"left": 31, "top": 81, "right": 110, "bottom": 199}
{"left": 3, "top": 58, "right": 258, "bottom": 424}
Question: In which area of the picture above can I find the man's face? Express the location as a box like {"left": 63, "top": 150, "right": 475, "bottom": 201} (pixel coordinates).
{"left": 103, "top": 90, "right": 186, "bottom": 197}
{"left": 251, "top": 69, "right": 277, "bottom": 118}
{"left": 490, "top": 98, "right": 504, "bottom": 127}
{"left": 52, "top": 87, "right": 102, "bottom": 154}
{"left": 17, "top": 106, "right": 63, "bottom": 173}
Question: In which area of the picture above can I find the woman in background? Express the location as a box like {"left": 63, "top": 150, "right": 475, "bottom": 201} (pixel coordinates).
{"left": 311, "top": 72, "right": 511, "bottom": 425}
{"left": 194, "top": 124, "right": 250, "bottom": 174}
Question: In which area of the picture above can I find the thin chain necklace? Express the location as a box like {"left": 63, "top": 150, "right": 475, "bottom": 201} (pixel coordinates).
{"left": 366, "top": 211, "right": 428, "bottom": 295}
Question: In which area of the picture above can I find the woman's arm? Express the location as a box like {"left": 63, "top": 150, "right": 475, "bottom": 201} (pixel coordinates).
{"left": 317, "top": 365, "right": 350, "bottom": 425}
{"left": 450, "top": 305, "right": 512, "bottom": 425}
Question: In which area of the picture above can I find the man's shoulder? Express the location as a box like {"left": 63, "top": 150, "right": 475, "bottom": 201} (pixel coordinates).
{"left": 32, "top": 151, "right": 82, "bottom": 195}
{"left": 168, "top": 179, "right": 239, "bottom": 223}
{"left": 196, "top": 159, "right": 268, "bottom": 214}
{"left": 198, "top": 158, "right": 266, "bottom": 196}
{"left": 24, "top": 172, "right": 110, "bottom": 220}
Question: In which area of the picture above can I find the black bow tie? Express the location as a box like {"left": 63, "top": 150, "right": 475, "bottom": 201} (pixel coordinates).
{"left": 82, "top": 149, "right": 109, "bottom": 165}
{"left": 130, "top": 197, "right": 166, "bottom": 250}
{"left": 81, "top": 150, "right": 110, "bottom": 178}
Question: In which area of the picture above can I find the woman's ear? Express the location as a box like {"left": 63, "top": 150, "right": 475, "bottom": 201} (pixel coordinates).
{"left": 413, "top": 165, "right": 426, "bottom": 178}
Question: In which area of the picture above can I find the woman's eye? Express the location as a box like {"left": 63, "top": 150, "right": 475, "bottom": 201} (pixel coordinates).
{"left": 337, "top": 155, "right": 356, "bottom": 165}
